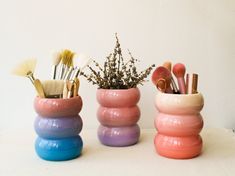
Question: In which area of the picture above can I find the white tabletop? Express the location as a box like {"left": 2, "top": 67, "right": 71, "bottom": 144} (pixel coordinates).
{"left": 1, "top": 128, "right": 235, "bottom": 176}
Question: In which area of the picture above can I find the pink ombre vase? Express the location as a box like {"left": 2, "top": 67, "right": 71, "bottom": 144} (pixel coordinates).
{"left": 97, "top": 88, "right": 141, "bottom": 147}
{"left": 154, "top": 92, "right": 204, "bottom": 159}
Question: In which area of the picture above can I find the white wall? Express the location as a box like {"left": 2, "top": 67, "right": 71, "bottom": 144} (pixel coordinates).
{"left": 0, "top": 0, "right": 234, "bottom": 131}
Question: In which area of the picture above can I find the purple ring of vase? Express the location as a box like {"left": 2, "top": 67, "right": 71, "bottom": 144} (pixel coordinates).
{"left": 34, "top": 115, "right": 83, "bottom": 139}
{"left": 98, "top": 124, "right": 140, "bottom": 147}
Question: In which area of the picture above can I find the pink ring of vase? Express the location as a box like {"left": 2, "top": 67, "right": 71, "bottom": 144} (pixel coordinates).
{"left": 155, "top": 113, "right": 203, "bottom": 136}
{"left": 97, "top": 105, "right": 140, "bottom": 127}
{"left": 96, "top": 88, "right": 140, "bottom": 108}
{"left": 34, "top": 96, "right": 83, "bottom": 118}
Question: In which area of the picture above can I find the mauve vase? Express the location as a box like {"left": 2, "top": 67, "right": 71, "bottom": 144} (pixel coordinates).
{"left": 97, "top": 88, "right": 141, "bottom": 147}
{"left": 154, "top": 92, "right": 204, "bottom": 159}
{"left": 34, "top": 96, "right": 83, "bottom": 161}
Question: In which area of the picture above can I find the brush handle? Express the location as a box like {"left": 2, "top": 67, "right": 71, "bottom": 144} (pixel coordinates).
{"left": 62, "top": 66, "right": 69, "bottom": 80}
{"left": 34, "top": 79, "right": 45, "bottom": 98}
{"left": 177, "top": 77, "right": 186, "bottom": 94}
{"left": 171, "top": 77, "right": 179, "bottom": 93}
{"left": 63, "top": 81, "right": 69, "bottom": 99}
{"left": 70, "top": 68, "right": 80, "bottom": 81}
{"left": 64, "top": 67, "right": 73, "bottom": 80}
{"left": 59, "top": 64, "right": 66, "bottom": 80}
{"left": 73, "top": 78, "right": 80, "bottom": 97}
{"left": 52, "top": 66, "right": 57, "bottom": 79}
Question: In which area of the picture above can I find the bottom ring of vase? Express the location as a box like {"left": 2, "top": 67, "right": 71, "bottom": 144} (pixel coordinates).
{"left": 98, "top": 124, "right": 140, "bottom": 147}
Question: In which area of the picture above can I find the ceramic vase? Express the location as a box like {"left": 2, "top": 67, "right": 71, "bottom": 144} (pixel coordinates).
{"left": 154, "top": 92, "right": 204, "bottom": 159}
{"left": 97, "top": 88, "right": 141, "bottom": 147}
{"left": 34, "top": 96, "right": 83, "bottom": 161}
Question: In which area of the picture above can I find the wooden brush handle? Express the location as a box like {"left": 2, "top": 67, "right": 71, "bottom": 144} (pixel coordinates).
{"left": 73, "top": 78, "right": 80, "bottom": 97}
{"left": 34, "top": 79, "right": 45, "bottom": 98}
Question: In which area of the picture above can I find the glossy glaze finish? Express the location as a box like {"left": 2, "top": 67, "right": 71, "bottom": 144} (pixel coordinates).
{"left": 35, "top": 135, "right": 83, "bottom": 161}
{"left": 155, "top": 113, "right": 203, "bottom": 136}
{"left": 98, "top": 124, "right": 140, "bottom": 147}
{"left": 97, "top": 106, "right": 140, "bottom": 127}
{"left": 97, "top": 88, "right": 140, "bottom": 107}
{"left": 34, "top": 96, "right": 83, "bottom": 161}
{"left": 154, "top": 134, "right": 202, "bottom": 159}
{"left": 96, "top": 88, "right": 141, "bottom": 147}
{"left": 155, "top": 92, "right": 204, "bottom": 115}
{"left": 154, "top": 92, "right": 204, "bottom": 159}
{"left": 34, "top": 115, "right": 83, "bottom": 139}
{"left": 34, "top": 96, "right": 83, "bottom": 118}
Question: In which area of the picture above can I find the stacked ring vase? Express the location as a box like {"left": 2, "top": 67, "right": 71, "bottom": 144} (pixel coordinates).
{"left": 154, "top": 92, "right": 204, "bottom": 159}
{"left": 34, "top": 96, "right": 83, "bottom": 161}
{"left": 97, "top": 88, "right": 141, "bottom": 147}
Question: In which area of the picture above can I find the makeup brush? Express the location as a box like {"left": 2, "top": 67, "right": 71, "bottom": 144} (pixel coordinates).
{"left": 63, "top": 81, "right": 68, "bottom": 99}
{"left": 152, "top": 66, "right": 173, "bottom": 93}
{"left": 73, "top": 78, "right": 80, "bottom": 97}
{"left": 61, "top": 49, "right": 74, "bottom": 79}
{"left": 41, "top": 80, "right": 64, "bottom": 98}
{"left": 163, "top": 61, "right": 178, "bottom": 93}
{"left": 70, "top": 54, "right": 92, "bottom": 81}
{"left": 12, "top": 59, "right": 36, "bottom": 83}
{"left": 186, "top": 73, "right": 198, "bottom": 94}
{"left": 156, "top": 78, "right": 167, "bottom": 93}
{"left": 163, "top": 61, "right": 172, "bottom": 71}
{"left": 63, "top": 54, "right": 75, "bottom": 80}
{"left": 12, "top": 59, "right": 45, "bottom": 98}
{"left": 58, "top": 50, "right": 70, "bottom": 79}
{"left": 63, "top": 80, "right": 74, "bottom": 99}
{"left": 34, "top": 79, "right": 46, "bottom": 98}
{"left": 67, "top": 81, "right": 74, "bottom": 98}
{"left": 173, "top": 63, "right": 186, "bottom": 94}
{"left": 51, "top": 51, "right": 61, "bottom": 79}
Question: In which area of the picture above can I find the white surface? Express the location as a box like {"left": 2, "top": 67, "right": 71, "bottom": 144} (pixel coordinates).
{"left": 1, "top": 128, "right": 235, "bottom": 176}
{"left": 0, "top": 0, "right": 235, "bottom": 131}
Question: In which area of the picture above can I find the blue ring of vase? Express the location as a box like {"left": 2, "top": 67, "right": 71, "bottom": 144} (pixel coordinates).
{"left": 98, "top": 124, "right": 140, "bottom": 147}
{"left": 35, "top": 135, "right": 83, "bottom": 161}
{"left": 34, "top": 115, "right": 82, "bottom": 139}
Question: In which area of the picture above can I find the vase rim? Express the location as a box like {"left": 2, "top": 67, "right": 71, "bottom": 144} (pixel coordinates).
{"left": 157, "top": 91, "right": 202, "bottom": 97}
{"left": 35, "top": 95, "right": 81, "bottom": 101}
{"left": 97, "top": 87, "right": 139, "bottom": 91}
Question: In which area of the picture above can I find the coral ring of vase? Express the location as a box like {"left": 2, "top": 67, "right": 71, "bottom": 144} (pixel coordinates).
{"left": 154, "top": 134, "right": 202, "bottom": 159}
{"left": 96, "top": 88, "right": 140, "bottom": 108}
{"left": 34, "top": 96, "right": 83, "bottom": 118}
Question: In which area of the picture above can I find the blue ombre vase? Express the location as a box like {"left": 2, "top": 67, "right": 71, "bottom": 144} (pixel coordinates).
{"left": 34, "top": 96, "right": 83, "bottom": 161}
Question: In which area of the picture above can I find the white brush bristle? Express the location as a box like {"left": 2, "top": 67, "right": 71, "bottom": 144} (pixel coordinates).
{"left": 75, "top": 54, "right": 92, "bottom": 70}
{"left": 12, "top": 59, "right": 37, "bottom": 77}
{"left": 52, "top": 52, "right": 61, "bottom": 65}
{"left": 41, "top": 80, "right": 64, "bottom": 96}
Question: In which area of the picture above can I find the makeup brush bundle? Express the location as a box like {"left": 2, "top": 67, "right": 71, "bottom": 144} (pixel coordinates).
{"left": 152, "top": 61, "right": 198, "bottom": 94}
{"left": 12, "top": 49, "right": 91, "bottom": 99}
